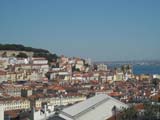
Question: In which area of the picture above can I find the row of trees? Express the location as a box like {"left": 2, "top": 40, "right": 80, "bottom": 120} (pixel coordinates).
{"left": 0, "top": 44, "right": 49, "bottom": 53}
{"left": 16, "top": 52, "right": 28, "bottom": 58}
{"left": 2, "top": 51, "right": 28, "bottom": 58}
{"left": 33, "top": 52, "right": 58, "bottom": 63}
{"left": 117, "top": 103, "right": 160, "bottom": 120}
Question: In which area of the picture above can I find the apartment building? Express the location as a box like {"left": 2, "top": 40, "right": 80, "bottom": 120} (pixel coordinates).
{"left": 0, "top": 97, "right": 30, "bottom": 111}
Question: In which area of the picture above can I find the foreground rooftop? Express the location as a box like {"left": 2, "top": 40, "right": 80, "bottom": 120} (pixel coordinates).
{"left": 58, "top": 94, "right": 128, "bottom": 120}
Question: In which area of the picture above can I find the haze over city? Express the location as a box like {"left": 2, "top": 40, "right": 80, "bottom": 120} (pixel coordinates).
{"left": 0, "top": 0, "right": 160, "bottom": 61}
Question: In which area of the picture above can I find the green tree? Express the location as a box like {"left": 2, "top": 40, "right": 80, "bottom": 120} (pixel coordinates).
{"left": 152, "top": 78, "right": 159, "bottom": 90}
{"left": 33, "top": 52, "right": 58, "bottom": 63}
{"left": 142, "top": 102, "right": 159, "bottom": 120}
{"left": 119, "top": 103, "right": 160, "bottom": 120}
{"left": 112, "top": 106, "right": 117, "bottom": 120}
{"left": 119, "top": 106, "right": 138, "bottom": 120}
{"left": 11, "top": 53, "right": 16, "bottom": 57}
{"left": 16, "top": 52, "right": 28, "bottom": 58}
{"left": 72, "top": 66, "right": 80, "bottom": 72}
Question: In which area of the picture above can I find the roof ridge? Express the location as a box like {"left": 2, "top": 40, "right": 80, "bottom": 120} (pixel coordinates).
{"left": 73, "top": 97, "right": 110, "bottom": 118}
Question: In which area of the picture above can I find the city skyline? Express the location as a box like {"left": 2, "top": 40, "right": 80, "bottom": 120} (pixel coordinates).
{"left": 0, "top": 0, "right": 160, "bottom": 61}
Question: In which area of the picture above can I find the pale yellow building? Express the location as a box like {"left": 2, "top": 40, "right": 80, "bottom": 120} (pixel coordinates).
{"left": 0, "top": 97, "right": 30, "bottom": 111}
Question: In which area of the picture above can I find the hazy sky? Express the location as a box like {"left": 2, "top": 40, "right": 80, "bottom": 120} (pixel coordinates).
{"left": 0, "top": 0, "right": 160, "bottom": 61}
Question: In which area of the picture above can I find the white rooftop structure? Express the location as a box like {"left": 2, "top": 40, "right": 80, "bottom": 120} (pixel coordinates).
{"left": 0, "top": 105, "right": 4, "bottom": 120}
{"left": 58, "top": 94, "right": 128, "bottom": 120}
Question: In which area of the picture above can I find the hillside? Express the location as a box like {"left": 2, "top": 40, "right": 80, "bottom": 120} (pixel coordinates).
{"left": 0, "top": 44, "right": 58, "bottom": 62}
{"left": 0, "top": 44, "right": 49, "bottom": 53}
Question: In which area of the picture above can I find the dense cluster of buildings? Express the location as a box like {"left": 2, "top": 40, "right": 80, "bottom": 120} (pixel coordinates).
{"left": 0, "top": 51, "right": 159, "bottom": 120}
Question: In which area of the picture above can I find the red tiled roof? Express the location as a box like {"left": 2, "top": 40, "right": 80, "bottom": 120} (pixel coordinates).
{"left": 0, "top": 70, "right": 6, "bottom": 75}
{"left": 134, "top": 103, "right": 144, "bottom": 110}
{"left": 108, "top": 92, "right": 122, "bottom": 97}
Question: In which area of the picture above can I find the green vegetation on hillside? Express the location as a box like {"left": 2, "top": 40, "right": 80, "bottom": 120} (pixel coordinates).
{"left": 16, "top": 52, "right": 28, "bottom": 58}
{"left": 33, "top": 52, "right": 58, "bottom": 62}
{"left": 0, "top": 44, "right": 49, "bottom": 53}
{"left": 0, "top": 44, "right": 58, "bottom": 62}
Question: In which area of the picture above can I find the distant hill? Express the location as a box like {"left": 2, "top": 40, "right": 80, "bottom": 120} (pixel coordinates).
{"left": 0, "top": 44, "right": 58, "bottom": 62}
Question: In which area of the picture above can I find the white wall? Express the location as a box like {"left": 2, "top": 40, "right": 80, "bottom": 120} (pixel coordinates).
{"left": 0, "top": 106, "right": 4, "bottom": 120}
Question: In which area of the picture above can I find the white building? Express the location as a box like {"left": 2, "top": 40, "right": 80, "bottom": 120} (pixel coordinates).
{"left": 75, "top": 60, "right": 84, "bottom": 71}
{"left": 153, "top": 74, "right": 160, "bottom": 79}
{"left": 30, "top": 104, "right": 55, "bottom": 120}
{"left": 0, "top": 98, "right": 30, "bottom": 111}
{"left": 32, "top": 64, "right": 49, "bottom": 74}
{"left": 114, "top": 72, "right": 124, "bottom": 81}
{"left": 16, "top": 58, "right": 29, "bottom": 64}
{"left": 50, "top": 71, "right": 71, "bottom": 81}
{"left": 29, "top": 95, "right": 86, "bottom": 120}
{"left": 85, "top": 58, "right": 92, "bottom": 66}
{"left": 97, "top": 64, "right": 107, "bottom": 71}
{"left": 31, "top": 58, "right": 48, "bottom": 65}
{"left": 58, "top": 94, "right": 128, "bottom": 120}
{"left": 0, "top": 105, "right": 4, "bottom": 120}
{"left": 34, "top": 95, "right": 86, "bottom": 108}
{"left": 49, "top": 95, "right": 86, "bottom": 106}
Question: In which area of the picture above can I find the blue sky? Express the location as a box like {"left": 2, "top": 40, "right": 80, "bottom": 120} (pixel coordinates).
{"left": 0, "top": 0, "right": 160, "bottom": 61}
